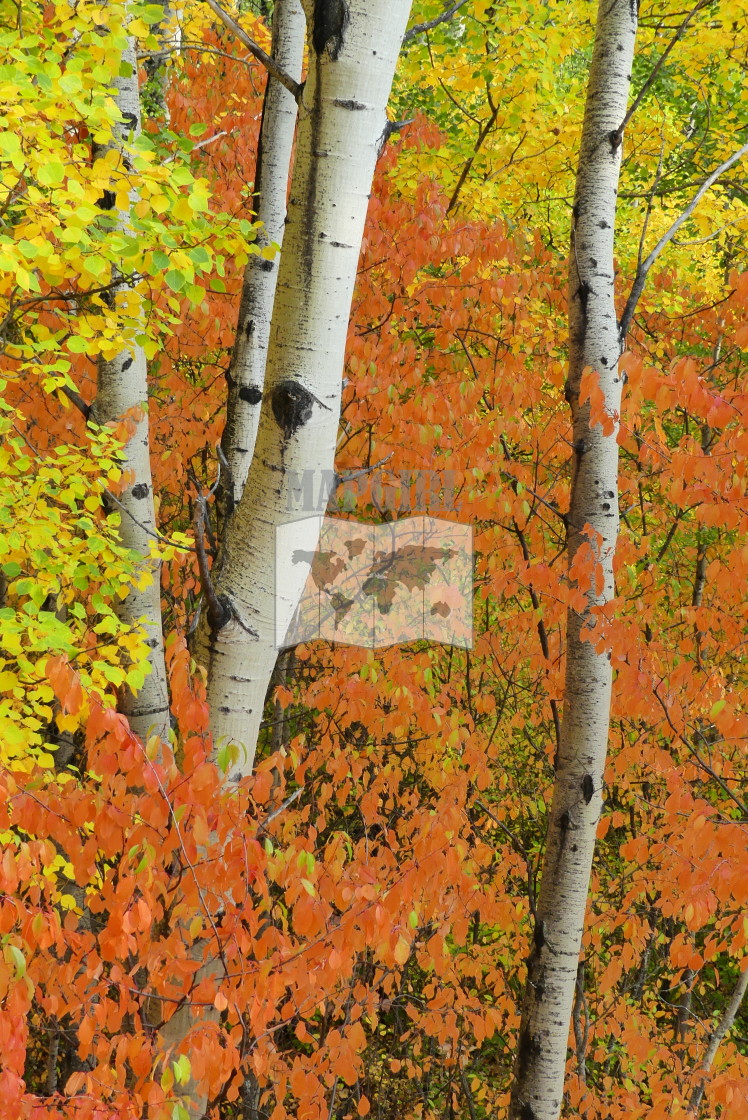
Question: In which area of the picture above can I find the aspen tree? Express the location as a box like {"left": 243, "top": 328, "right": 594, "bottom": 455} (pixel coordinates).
{"left": 220, "top": 0, "right": 305, "bottom": 508}
{"left": 197, "top": 0, "right": 414, "bottom": 778}
{"left": 508, "top": 2, "right": 637, "bottom": 1116}
{"left": 92, "top": 37, "right": 170, "bottom": 744}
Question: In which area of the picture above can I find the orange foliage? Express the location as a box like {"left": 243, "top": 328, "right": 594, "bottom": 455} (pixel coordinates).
{"left": 3, "top": 15, "right": 748, "bottom": 1120}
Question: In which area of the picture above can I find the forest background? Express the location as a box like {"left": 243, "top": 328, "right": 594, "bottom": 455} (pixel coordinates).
{"left": 1, "top": 1, "right": 748, "bottom": 1119}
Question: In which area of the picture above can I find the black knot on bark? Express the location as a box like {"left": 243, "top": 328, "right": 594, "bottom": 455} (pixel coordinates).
{"left": 209, "top": 594, "right": 233, "bottom": 633}
{"left": 131, "top": 483, "right": 149, "bottom": 500}
{"left": 312, "top": 0, "right": 349, "bottom": 60}
{"left": 238, "top": 385, "right": 263, "bottom": 405}
{"left": 271, "top": 380, "right": 315, "bottom": 439}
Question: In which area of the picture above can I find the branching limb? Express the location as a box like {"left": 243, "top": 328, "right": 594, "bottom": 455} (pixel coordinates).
{"left": 688, "top": 965, "right": 748, "bottom": 1113}
{"left": 610, "top": 0, "right": 712, "bottom": 148}
{"left": 192, "top": 482, "right": 229, "bottom": 630}
{"left": 60, "top": 383, "right": 91, "bottom": 420}
{"left": 402, "top": 0, "right": 470, "bottom": 45}
{"left": 105, "top": 489, "right": 195, "bottom": 552}
{"left": 619, "top": 141, "right": 748, "bottom": 340}
{"left": 203, "top": 0, "right": 303, "bottom": 101}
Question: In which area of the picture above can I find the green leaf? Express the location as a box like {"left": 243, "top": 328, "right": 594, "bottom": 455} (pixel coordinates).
{"left": 173, "top": 1054, "right": 191, "bottom": 1086}
{"left": 165, "top": 269, "right": 185, "bottom": 292}
{"left": 7, "top": 944, "right": 26, "bottom": 976}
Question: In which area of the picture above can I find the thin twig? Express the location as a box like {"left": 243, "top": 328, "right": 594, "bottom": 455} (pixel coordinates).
{"left": 164, "top": 130, "right": 228, "bottom": 164}
{"left": 652, "top": 686, "right": 748, "bottom": 817}
{"left": 104, "top": 489, "right": 195, "bottom": 552}
{"left": 475, "top": 798, "right": 538, "bottom": 919}
{"left": 203, "top": 0, "right": 303, "bottom": 101}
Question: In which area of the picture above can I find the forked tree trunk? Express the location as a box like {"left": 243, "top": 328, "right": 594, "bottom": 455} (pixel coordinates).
{"left": 92, "top": 38, "right": 170, "bottom": 744}
{"left": 220, "top": 0, "right": 305, "bottom": 510}
{"left": 508, "top": 2, "right": 637, "bottom": 1117}
{"left": 163, "top": 6, "right": 412, "bottom": 1114}
{"left": 198, "top": 0, "right": 414, "bottom": 778}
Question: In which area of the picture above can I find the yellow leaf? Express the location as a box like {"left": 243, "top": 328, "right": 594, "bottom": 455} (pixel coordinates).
{"left": 394, "top": 935, "right": 410, "bottom": 965}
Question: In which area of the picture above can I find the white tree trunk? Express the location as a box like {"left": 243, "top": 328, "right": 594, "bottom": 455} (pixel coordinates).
{"left": 92, "top": 39, "right": 170, "bottom": 744}
{"left": 198, "top": 0, "right": 413, "bottom": 778}
{"left": 221, "top": 0, "right": 305, "bottom": 508}
{"left": 508, "top": 2, "right": 637, "bottom": 1117}
{"left": 688, "top": 965, "right": 748, "bottom": 1114}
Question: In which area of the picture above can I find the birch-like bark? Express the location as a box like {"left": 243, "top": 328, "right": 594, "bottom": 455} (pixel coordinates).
{"left": 688, "top": 965, "right": 748, "bottom": 1113}
{"left": 220, "top": 0, "right": 305, "bottom": 509}
{"left": 508, "top": 3, "right": 637, "bottom": 1117}
{"left": 198, "top": 0, "right": 414, "bottom": 778}
{"left": 91, "top": 39, "right": 170, "bottom": 744}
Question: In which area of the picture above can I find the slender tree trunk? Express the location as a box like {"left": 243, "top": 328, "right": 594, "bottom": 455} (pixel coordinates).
{"left": 221, "top": 0, "right": 305, "bottom": 511}
{"left": 688, "top": 965, "right": 748, "bottom": 1113}
{"left": 92, "top": 37, "right": 170, "bottom": 744}
{"left": 508, "top": 3, "right": 637, "bottom": 1118}
{"left": 198, "top": 0, "right": 414, "bottom": 778}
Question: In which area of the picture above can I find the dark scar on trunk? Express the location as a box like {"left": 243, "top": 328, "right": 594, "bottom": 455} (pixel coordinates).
{"left": 239, "top": 385, "right": 263, "bottom": 405}
{"left": 312, "top": 0, "right": 349, "bottom": 60}
{"left": 271, "top": 380, "right": 316, "bottom": 439}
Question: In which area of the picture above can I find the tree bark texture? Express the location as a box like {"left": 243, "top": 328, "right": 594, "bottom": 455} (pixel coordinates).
{"left": 199, "top": 0, "right": 414, "bottom": 778}
{"left": 221, "top": 0, "right": 305, "bottom": 510}
{"left": 508, "top": 2, "right": 637, "bottom": 1118}
{"left": 92, "top": 38, "right": 170, "bottom": 744}
{"left": 688, "top": 965, "right": 748, "bottom": 1114}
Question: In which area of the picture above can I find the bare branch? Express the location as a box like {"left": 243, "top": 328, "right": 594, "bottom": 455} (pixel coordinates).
{"left": 192, "top": 487, "right": 230, "bottom": 629}
{"left": 688, "top": 965, "right": 748, "bottom": 1113}
{"left": 203, "top": 0, "right": 303, "bottom": 101}
{"left": 256, "top": 787, "right": 304, "bottom": 834}
{"left": 60, "top": 383, "right": 91, "bottom": 420}
{"left": 611, "top": 0, "right": 712, "bottom": 146}
{"left": 104, "top": 489, "right": 195, "bottom": 552}
{"left": 475, "top": 798, "right": 538, "bottom": 919}
{"left": 619, "top": 141, "right": 748, "bottom": 340}
{"left": 403, "top": 0, "right": 470, "bottom": 45}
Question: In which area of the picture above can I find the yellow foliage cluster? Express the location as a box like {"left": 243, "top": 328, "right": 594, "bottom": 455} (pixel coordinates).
{"left": 0, "top": 0, "right": 252, "bottom": 395}
{"left": 394, "top": 0, "right": 748, "bottom": 303}
{"left": 0, "top": 388, "right": 154, "bottom": 770}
